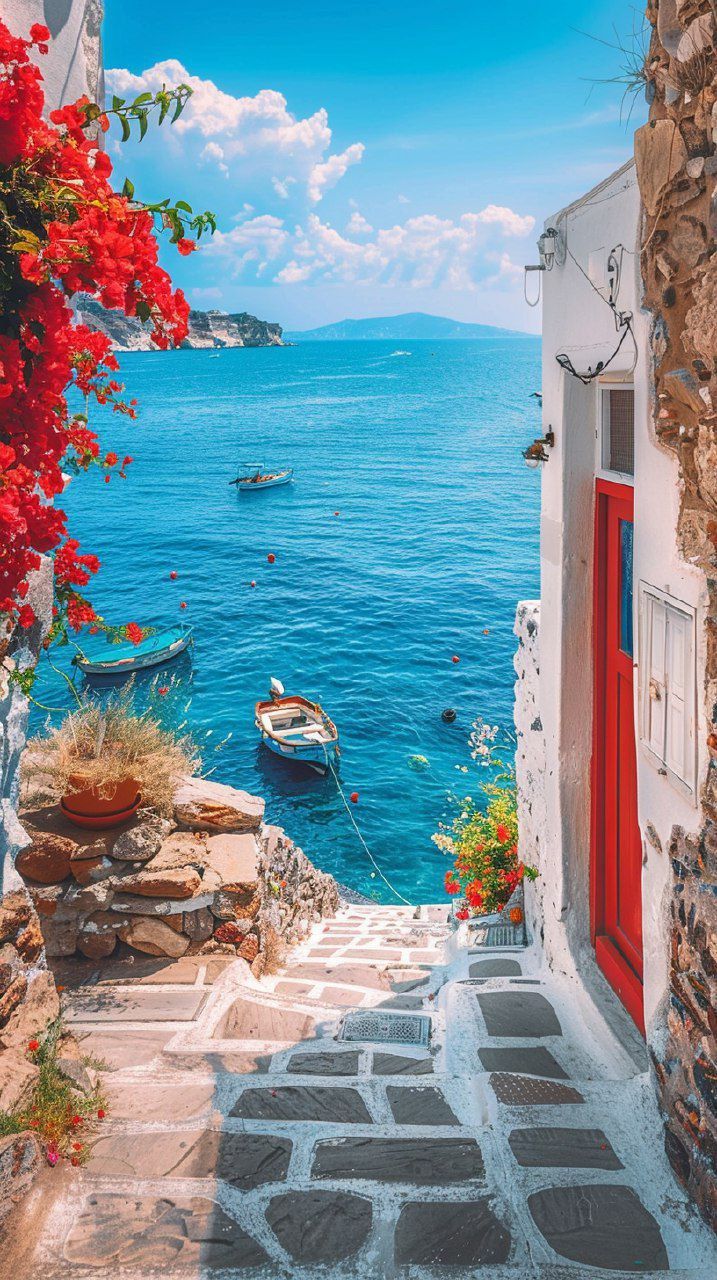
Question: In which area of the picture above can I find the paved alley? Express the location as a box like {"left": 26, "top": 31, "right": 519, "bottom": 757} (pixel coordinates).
{"left": 6, "top": 904, "right": 717, "bottom": 1278}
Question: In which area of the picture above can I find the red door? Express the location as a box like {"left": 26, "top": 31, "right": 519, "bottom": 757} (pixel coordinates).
{"left": 591, "top": 479, "right": 644, "bottom": 1032}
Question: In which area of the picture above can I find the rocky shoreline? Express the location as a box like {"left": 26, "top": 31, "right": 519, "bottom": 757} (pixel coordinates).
{"left": 76, "top": 297, "right": 286, "bottom": 351}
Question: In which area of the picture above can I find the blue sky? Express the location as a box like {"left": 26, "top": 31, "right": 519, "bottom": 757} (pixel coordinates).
{"left": 103, "top": 1, "right": 646, "bottom": 332}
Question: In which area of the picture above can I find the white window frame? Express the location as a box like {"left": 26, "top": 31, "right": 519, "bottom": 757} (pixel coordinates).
{"left": 596, "top": 382, "right": 635, "bottom": 485}
{"left": 638, "top": 582, "right": 697, "bottom": 802}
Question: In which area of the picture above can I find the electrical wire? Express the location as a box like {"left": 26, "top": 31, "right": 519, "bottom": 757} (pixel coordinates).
{"left": 322, "top": 745, "right": 413, "bottom": 906}
{"left": 555, "top": 243, "right": 638, "bottom": 384}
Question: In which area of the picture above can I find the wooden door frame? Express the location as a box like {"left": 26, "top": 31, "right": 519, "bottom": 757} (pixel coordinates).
{"left": 590, "top": 477, "right": 645, "bottom": 1034}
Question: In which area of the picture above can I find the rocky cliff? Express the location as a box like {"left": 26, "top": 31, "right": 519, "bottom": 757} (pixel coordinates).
{"left": 76, "top": 298, "right": 285, "bottom": 351}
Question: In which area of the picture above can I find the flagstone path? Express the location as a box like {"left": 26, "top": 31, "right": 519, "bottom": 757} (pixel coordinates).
{"left": 6, "top": 903, "right": 717, "bottom": 1278}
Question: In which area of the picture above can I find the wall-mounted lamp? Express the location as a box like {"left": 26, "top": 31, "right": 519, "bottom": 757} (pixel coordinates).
{"left": 522, "top": 427, "right": 555, "bottom": 468}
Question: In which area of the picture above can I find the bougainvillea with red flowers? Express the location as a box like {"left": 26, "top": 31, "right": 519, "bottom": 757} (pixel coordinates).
{"left": 433, "top": 719, "right": 537, "bottom": 917}
{"left": 0, "top": 19, "right": 214, "bottom": 650}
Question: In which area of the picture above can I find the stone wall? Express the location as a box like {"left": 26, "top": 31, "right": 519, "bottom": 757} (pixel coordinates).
{"left": 635, "top": 0, "right": 717, "bottom": 1230}
{"left": 513, "top": 601, "right": 547, "bottom": 943}
{"left": 15, "top": 776, "right": 339, "bottom": 974}
{"left": 0, "top": 563, "right": 61, "bottom": 1121}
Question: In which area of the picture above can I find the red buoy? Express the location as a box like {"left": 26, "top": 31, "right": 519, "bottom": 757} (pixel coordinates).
{"left": 180, "top": 601, "right": 187, "bottom": 610}
{"left": 250, "top": 580, "right": 256, "bottom": 588}
{"left": 350, "top": 791, "right": 359, "bottom": 804}
{"left": 452, "top": 654, "right": 460, "bottom": 664}
{"left": 267, "top": 553, "right": 276, "bottom": 564}
{"left": 169, "top": 571, "right": 178, "bottom": 580}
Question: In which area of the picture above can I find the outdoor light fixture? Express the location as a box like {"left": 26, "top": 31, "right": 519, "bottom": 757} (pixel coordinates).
{"left": 523, "top": 427, "right": 555, "bottom": 468}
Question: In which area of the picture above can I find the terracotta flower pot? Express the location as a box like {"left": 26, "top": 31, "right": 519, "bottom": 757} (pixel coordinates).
{"left": 61, "top": 773, "right": 141, "bottom": 830}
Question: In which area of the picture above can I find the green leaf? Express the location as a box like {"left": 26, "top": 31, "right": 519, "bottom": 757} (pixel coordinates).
{"left": 135, "top": 299, "right": 151, "bottom": 322}
{"left": 111, "top": 95, "right": 125, "bottom": 111}
{"left": 158, "top": 94, "right": 170, "bottom": 125}
{"left": 122, "top": 177, "right": 135, "bottom": 201}
{"left": 138, "top": 111, "right": 148, "bottom": 141}
{"left": 131, "top": 91, "right": 154, "bottom": 107}
{"left": 175, "top": 200, "right": 192, "bottom": 213}
{"left": 120, "top": 115, "right": 131, "bottom": 142}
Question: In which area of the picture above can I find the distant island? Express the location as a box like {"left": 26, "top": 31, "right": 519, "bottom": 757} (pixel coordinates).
{"left": 285, "top": 312, "right": 533, "bottom": 341}
{"left": 77, "top": 298, "right": 285, "bottom": 351}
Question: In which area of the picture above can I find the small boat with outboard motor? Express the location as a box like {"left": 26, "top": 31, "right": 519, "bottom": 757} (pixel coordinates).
{"left": 255, "top": 679, "right": 339, "bottom": 771}
{"left": 231, "top": 463, "right": 293, "bottom": 491}
{"left": 72, "top": 625, "right": 193, "bottom": 679}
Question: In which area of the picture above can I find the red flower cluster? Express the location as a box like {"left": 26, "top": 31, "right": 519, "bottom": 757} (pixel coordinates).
{"left": 0, "top": 19, "right": 190, "bottom": 635}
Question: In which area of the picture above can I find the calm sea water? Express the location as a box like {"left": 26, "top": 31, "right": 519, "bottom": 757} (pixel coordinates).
{"left": 34, "top": 338, "right": 541, "bottom": 904}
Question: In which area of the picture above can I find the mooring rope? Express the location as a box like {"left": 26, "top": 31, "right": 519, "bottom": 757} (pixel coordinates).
{"left": 322, "top": 746, "right": 413, "bottom": 907}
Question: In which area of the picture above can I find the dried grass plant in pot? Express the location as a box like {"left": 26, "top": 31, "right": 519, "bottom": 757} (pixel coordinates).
{"left": 23, "top": 685, "right": 200, "bottom": 829}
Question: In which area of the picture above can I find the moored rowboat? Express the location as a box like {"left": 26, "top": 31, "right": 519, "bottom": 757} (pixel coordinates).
{"left": 255, "top": 679, "right": 339, "bottom": 772}
{"left": 231, "top": 464, "right": 293, "bottom": 491}
{"left": 72, "top": 625, "right": 193, "bottom": 678}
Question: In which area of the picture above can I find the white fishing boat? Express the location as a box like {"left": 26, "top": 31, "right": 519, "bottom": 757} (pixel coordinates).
{"left": 255, "top": 679, "right": 339, "bottom": 771}
{"left": 230, "top": 463, "right": 293, "bottom": 491}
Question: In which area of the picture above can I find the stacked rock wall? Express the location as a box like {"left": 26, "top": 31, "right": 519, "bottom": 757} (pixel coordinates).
{"left": 635, "top": 0, "right": 717, "bottom": 1230}
{"left": 15, "top": 776, "right": 339, "bottom": 974}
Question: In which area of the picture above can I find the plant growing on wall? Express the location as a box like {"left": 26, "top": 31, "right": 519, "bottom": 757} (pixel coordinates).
{"left": 434, "top": 718, "right": 537, "bottom": 918}
{"left": 0, "top": 19, "right": 214, "bottom": 653}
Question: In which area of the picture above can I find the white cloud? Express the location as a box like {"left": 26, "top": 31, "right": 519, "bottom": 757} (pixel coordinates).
{"left": 346, "top": 211, "right": 373, "bottom": 235}
{"left": 107, "top": 61, "right": 364, "bottom": 203}
{"left": 308, "top": 142, "right": 365, "bottom": 203}
{"left": 200, "top": 141, "right": 228, "bottom": 176}
{"left": 475, "top": 204, "right": 535, "bottom": 237}
{"left": 397, "top": 193, "right": 410, "bottom": 205}
{"left": 208, "top": 204, "right": 535, "bottom": 293}
{"left": 191, "top": 286, "right": 223, "bottom": 302}
{"left": 272, "top": 175, "right": 296, "bottom": 200}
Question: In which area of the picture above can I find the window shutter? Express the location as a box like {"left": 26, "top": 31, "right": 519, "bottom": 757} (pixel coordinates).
{"left": 665, "top": 609, "right": 689, "bottom": 782}
{"left": 646, "top": 596, "right": 667, "bottom": 760}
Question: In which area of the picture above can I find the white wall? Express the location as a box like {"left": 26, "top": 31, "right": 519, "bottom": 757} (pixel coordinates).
{"left": 7, "top": 1, "right": 103, "bottom": 114}
{"left": 524, "top": 159, "right": 706, "bottom": 1043}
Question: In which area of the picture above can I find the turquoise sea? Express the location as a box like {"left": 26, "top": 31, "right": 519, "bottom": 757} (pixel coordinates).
{"left": 34, "top": 337, "right": 541, "bottom": 904}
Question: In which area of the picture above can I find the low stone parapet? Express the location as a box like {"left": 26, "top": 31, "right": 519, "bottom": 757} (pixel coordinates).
{"left": 15, "top": 776, "right": 338, "bottom": 974}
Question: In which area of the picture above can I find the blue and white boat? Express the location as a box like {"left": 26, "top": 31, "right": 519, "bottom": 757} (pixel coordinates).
{"left": 72, "top": 625, "right": 193, "bottom": 678}
{"left": 231, "top": 463, "right": 293, "bottom": 491}
{"left": 255, "top": 679, "right": 339, "bottom": 772}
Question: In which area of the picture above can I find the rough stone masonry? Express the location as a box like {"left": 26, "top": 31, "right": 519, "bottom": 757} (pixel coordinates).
{"left": 635, "top": 0, "right": 717, "bottom": 1230}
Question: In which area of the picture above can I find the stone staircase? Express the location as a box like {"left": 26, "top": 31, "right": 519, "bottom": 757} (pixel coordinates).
{"left": 6, "top": 904, "right": 717, "bottom": 1278}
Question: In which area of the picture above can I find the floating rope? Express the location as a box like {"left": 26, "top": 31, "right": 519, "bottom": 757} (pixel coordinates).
{"left": 323, "top": 746, "right": 413, "bottom": 907}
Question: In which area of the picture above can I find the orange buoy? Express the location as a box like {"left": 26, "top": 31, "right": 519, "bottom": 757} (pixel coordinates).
{"left": 267, "top": 553, "right": 276, "bottom": 564}
{"left": 350, "top": 791, "right": 359, "bottom": 804}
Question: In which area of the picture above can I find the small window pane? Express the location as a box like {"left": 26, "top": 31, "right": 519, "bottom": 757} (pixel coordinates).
{"left": 604, "top": 389, "right": 634, "bottom": 475}
{"left": 620, "top": 519, "right": 634, "bottom": 656}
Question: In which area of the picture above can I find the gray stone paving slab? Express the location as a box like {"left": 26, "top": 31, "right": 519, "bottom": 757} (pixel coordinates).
{"left": 477, "top": 990, "right": 562, "bottom": 1037}
{"left": 508, "top": 1127, "right": 624, "bottom": 1169}
{"left": 104, "top": 1080, "right": 216, "bottom": 1122}
{"left": 477, "top": 1046, "right": 568, "bottom": 1079}
{"left": 321, "top": 985, "right": 365, "bottom": 1005}
{"left": 372, "top": 1053, "right": 434, "bottom": 1075}
{"left": 343, "top": 949, "right": 403, "bottom": 960}
{"left": 312, "top": 1136, "right": 484, "bottom": 1184}
{"left": 274, "top": 981, "right": 315, "bottom": 996}
{"left": 528, "top": 1184, "right": 669, "bottom": 1272}
{"left": 164, "top": 1050, "right": 272, "bottom": 1074}
{"left": 394, "top": 1199, "right": 511, "bottom": 1266}
{"left": 289, "top": 963, "right": 386, "bottom": 989}
{"left": 265, "top": 1190, "right": 372, "bottom": 1263}
{"left": 75, "top": 1028, "right": 173, "bottom": 1070}
{"left": 66, "top": 988, "right": 206, "bottom": 1023}
{"left": 490, "top": 1073, "right": 584, "bottom": 1105}
{"left": 89, "top": 1130, "right": 292, "bottom": 1189}
{"left": 376, "top": 994, "right": 425, "bottom": 1010}
{"left": 386, "top": 1085, "right": 459, "bottom": 1126}
{"left": 286, "top": 1050, "right": 361, "bottom": 1076}
{"left": 218, "top": 999, "right": 320, "bottom": 1041}
{"left": 469, "top": 958, "right": 523, "bottom": 978}
{"left": 62, "top": 1193, "right": 268, "bottom": 1269}
{"left": 230, "top": 1084, "right": 372, "bottom": 1123}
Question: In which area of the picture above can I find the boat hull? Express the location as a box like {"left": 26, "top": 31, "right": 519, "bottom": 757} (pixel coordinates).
{"left": 259, "top": 732, "right": 339, "bottom": 772}
{"left": 236, "top": 470, "right": 293, "bottom": 491}
{"left": 74, "top": 627, "right": 193, "bottom": 677}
